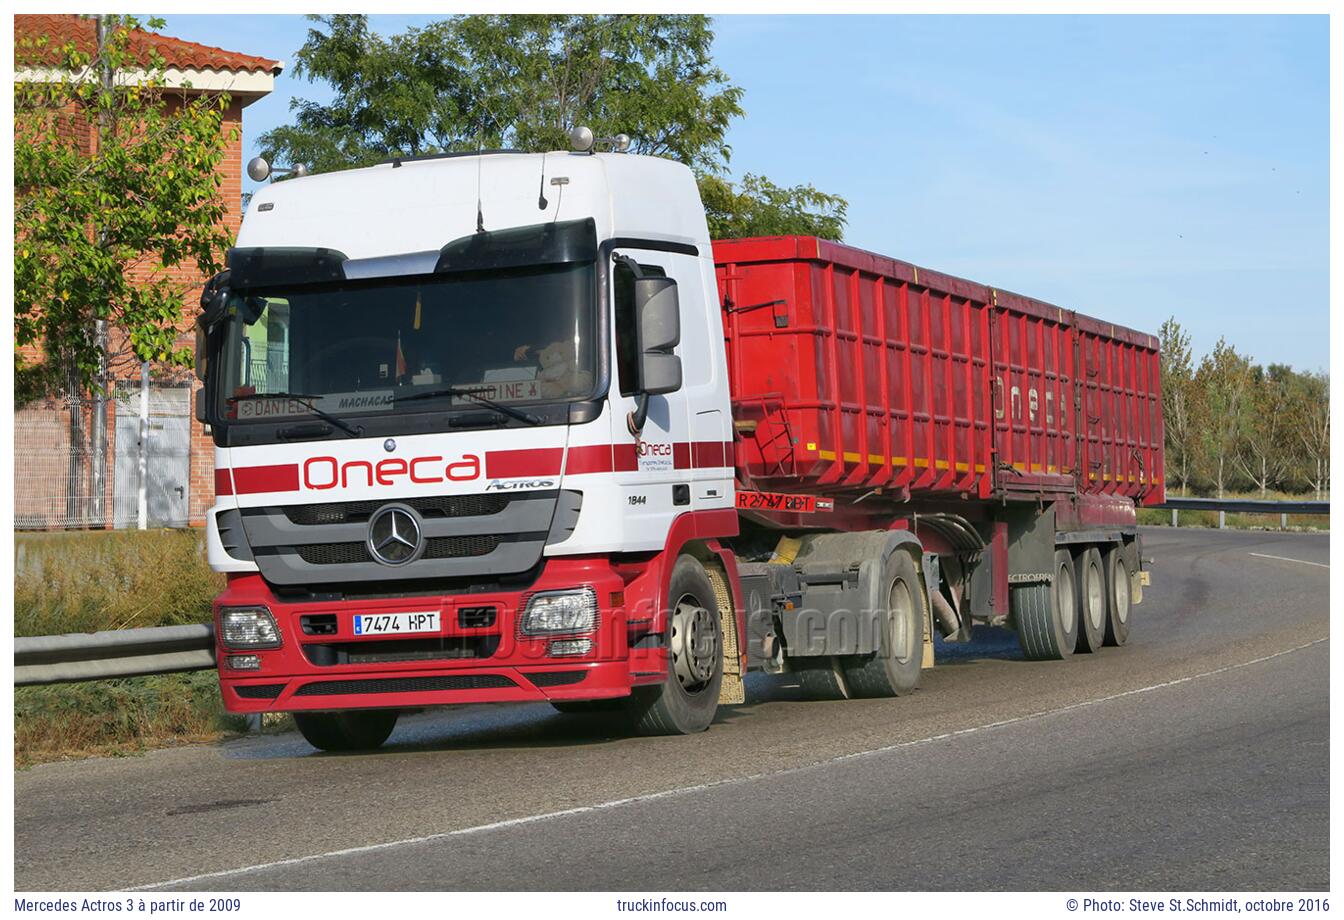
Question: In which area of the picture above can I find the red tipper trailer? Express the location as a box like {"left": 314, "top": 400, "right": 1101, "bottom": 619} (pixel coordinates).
{"left": 716, "top": 235, "right": 1164, "bottom": 515}
{"left": 713, "top": 235, "right": 1160, "bottom": 691}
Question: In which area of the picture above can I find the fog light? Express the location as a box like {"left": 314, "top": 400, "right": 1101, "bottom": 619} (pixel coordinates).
{"left": 226, "top": 654, "right": 261, "bottom": 670}
{"left": 520, "top": 588, "right": 598, "bottom": 635}
{"left": 549, "top": 638, "right": 593, "bottom": 657}
{"left": 219, "top": 606, "right": 282, "bottom": 649}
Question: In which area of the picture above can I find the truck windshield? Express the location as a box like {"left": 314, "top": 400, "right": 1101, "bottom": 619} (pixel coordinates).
{"left": 219, "top": 263, "right": 595, "bottom": 424}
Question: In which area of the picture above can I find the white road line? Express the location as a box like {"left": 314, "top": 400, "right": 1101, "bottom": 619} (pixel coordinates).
{"left": 1248, "top": 552, "right": 1329, "bottom": 569}
{"left": 133, "top": 636, "right": 1329, "bottom": 892}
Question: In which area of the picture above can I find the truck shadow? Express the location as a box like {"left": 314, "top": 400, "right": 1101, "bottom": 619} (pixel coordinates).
{"left": 222, "top": 629, "right": 1029, "bottom": 761}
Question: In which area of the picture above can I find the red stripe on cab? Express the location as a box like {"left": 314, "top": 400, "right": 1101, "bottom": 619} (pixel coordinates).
{"left": 232, "top": 463, "right": 300, "bottom": 494}
{"left": 485, "top": 448, "right": 564, "bottom": 479}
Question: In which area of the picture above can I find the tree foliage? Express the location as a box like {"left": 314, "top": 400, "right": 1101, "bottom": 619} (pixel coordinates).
{"left": 699, "top": 173, "right": 848, "bottom": 240}
{"left": 1159, "top": 319, "right": 1328, "bottom": 499}
{"left": 259, "top": 14, "right": 848, "bottom": 241}
{"left": 14, "top": 15, "right": 236, "bottom": 404}
{"left": 1158, "top": 317, "right": 1202, "bottom": 496}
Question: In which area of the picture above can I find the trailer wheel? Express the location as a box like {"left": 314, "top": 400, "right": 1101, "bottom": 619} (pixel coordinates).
{"left": 1103, "top": 545, "right": 1132, "bottom": 647}
{"left": 623, "top": 555, "right": 723, "bottom": 735}
{"left": 840, "top": 550, "right": 925, "bottom": 697}
{"left": 1013, "top": 549, "right": 1077, "bottom": 661}
{"left": 294, "top": 709, "right": 398, "bottom": 752}
{"left": 1074, "top": 547, "right": 1107, "bottom": 654}
{"left": 791, "top": 656, "right": 852, "bottom": 701}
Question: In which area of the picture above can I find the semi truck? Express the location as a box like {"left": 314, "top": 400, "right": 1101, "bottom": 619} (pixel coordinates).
{"left": 196, "top": 134, "right": 1163, "bottom": 751}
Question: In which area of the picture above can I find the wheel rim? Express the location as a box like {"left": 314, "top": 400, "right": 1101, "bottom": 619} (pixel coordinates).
{"left": 888, "top": 577, "right": 915, "bottom": 665}
{"left": 1087, "top": 559, "right": 1105, "bottom": 632}
{"left": 1056, "top": 561, "right": 1075, "bottom": 630}
{"left": 670, "top": 594, "right": 718, "bottom": 693}
{"left": 1115, "top": 562, "right": 1131, "bottom": 625}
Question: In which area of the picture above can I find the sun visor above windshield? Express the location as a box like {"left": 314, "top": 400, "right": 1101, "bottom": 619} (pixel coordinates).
{"left": 226, "top": 246, "right": 349, "bottom": 289}
{"left": 434, "top": 218, "right": 597, "bottom": 275}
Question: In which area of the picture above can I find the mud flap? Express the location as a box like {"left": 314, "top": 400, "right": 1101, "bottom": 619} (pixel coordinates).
{"left": 705, "top": 565, "right": 745, "bottom": 705}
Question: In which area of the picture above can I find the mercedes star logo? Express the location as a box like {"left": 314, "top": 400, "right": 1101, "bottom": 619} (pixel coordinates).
{"left": 367, "top": 504, "right": 423, "bottom": 566}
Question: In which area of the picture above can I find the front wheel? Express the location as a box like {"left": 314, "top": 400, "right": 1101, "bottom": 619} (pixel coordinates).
{"left": 294, "top": 709, "right": 398, "bottom": 752}
{"left": 622, "top": 556, "right": 723, "bottom": 735}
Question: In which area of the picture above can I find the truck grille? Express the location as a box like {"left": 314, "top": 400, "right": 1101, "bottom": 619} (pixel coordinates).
{"left": 238, "top": 489, "right": 581, "bottom": 587}
{"left": 282, "top": 493, "right": 510, "bottom": 526}
{"left": 296, "top": 535, "right": 503, "bottom": 566}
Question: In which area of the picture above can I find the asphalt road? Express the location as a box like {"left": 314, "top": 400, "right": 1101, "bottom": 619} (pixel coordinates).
{"left": 14, "top": 527, "right": 1329, "bottom": 892}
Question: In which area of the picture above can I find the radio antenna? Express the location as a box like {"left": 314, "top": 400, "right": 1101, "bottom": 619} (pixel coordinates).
{"left": 537, "top": 151, "right": 549, "bottom": 210}
{"left": 475, "top": 134, "right": 486, "bottom": 233}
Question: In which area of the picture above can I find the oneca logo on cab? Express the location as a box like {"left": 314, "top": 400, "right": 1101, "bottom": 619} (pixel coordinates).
{"left": 302, "top": 454, "right": 482, "bottom": 490}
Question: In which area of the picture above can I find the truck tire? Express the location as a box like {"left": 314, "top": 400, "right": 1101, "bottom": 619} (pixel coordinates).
{"left": 791, "top": 656, "right": 852, "bottom": 701}
{"left": 294, "top": 709, "right": 398, "bottom": 752}
{"left": 1074, "top": 546, "right": 1107, "bottom": 654}
{"left": 623, "top": 555, "right": 723, "bottom": 735}
{"left": 1103, "top": 545, "right": 1132, "bottom": 647}
{"left": 1013, "top": 549, "right": 1077, "bottom": 661}
{"left": 840, "top": 550, "right": 925, "bottom": 697}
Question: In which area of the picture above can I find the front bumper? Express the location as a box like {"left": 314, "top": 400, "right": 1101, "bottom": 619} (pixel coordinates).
{"left": 215, "top": 556, "right": 644, "bottom": 713}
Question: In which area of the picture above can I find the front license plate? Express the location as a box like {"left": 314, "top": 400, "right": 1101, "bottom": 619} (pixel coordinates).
{"left": 353, "top": 611, "right": 440, "bottom": 636}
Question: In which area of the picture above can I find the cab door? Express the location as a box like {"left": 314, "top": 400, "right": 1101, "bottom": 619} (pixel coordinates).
{"left": 606, "top": 247, "right": 696, "bottom": 551}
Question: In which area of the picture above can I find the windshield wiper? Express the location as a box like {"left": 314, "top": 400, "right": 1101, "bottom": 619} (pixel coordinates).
{"left": 394, "top": 385, "right": 541, "bottom": 425}
{"left": 228, "top": 392, "right": 364, "bottom": 438}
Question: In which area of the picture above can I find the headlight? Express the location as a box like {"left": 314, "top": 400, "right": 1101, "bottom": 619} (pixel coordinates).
{"left": 219, "top": 606, "right": 282, "bottom": 649}
{"left": 520, "top": 588, "right": 598, "bottom": 635}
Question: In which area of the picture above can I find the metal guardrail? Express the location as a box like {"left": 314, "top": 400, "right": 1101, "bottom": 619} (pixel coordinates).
{"left": 1155, "top": 497, "right": 1329, "bottom": 529}
{"left": 14, "top": 623, "right": 215, "bottom": 686}
{"left": 1158, "top": 497, "right": 1329, "bottom": 515}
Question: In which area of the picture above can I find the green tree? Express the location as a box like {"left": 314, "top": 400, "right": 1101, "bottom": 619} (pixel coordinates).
{"left": 15, "top": 15, "right": 236, "bottom": 403}
{"left": 259, "top": 14, "right": 848, "bottom": 240}
{"left": 1194, "top": 338, "right": 1253, "bottom": 498}
{"left": 1158, "top": 317, "right": 1202, "bottom": 496}
{"left": 699, "top": 173, "right": 847, "bottom": 240}
{"left": 1286, "top": 370, "right": 1330, "bottom": 499}
{"left": 1233, "top": 364, "right": 1294, "bottom": 497}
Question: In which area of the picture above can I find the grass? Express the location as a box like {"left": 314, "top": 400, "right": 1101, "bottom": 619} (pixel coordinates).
{"left": 14, "top": 530, "right": 234, "bottom": 767}
{"left": 14, "top": 671, "right": 253, "bottom": 768}
{"left": 15, "top": 529, "right": 224, "bottom": 637}
{"left": 1138, "top": 489, "right": 1329, "bottom": 532}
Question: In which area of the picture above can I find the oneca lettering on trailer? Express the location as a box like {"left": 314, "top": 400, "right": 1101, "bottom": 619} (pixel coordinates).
{"left": 302, "top": 454, "right": 482, "bottom": 490}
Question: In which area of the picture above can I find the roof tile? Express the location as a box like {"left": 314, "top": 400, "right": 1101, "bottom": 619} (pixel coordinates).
{"left": 15, "top": 14, "right": 282, "bottom": 75}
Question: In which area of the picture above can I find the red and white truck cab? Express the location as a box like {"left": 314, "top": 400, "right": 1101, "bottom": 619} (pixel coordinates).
{"left": 200, "top": 146, "right": 745, "bottom": 748}
{"left": 198, "top": 138, "right": 1160, "bottom": 751}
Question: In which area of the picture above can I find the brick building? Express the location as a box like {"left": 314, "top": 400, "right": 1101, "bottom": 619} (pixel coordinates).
{"left": 14, "top": 15, "right": 279, "bottom": 528}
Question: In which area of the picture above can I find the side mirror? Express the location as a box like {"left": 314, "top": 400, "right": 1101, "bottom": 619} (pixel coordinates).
{"left": 196, "top": 269, "right": 230, "bottom": 383}
{"left": 194, "top": 322, "right": 208, "bottom": 382}
{"left": 634, "top": 276, "right": 682, "bottom": 396}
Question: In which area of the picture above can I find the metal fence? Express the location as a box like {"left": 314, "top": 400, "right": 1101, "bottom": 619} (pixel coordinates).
{"left": 15, "top": 382, "right": 193, "bottom": 530}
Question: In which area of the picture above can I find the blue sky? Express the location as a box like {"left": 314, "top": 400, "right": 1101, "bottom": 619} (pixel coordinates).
{"left": 156, "top": 13, "right": 1330, "bottom": 371}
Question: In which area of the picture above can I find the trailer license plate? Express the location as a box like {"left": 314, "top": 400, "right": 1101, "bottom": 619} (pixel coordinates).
{"left": 353, "top": 612, "right": 440, "bottom": 636}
